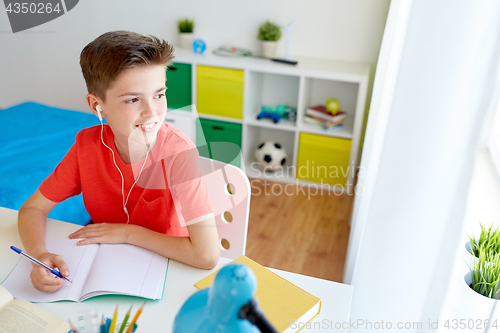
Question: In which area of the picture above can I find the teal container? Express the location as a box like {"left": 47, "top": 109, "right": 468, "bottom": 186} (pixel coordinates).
{"left": 166, "top": 63, "right": 192, "bottom": 110}
{"left": 197, "top": 118, "right": 242, "bottom": 167}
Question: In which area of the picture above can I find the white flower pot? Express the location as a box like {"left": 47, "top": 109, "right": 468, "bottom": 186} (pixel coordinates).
{"left": 260, "top": 41, "right": 278, "bottom": 58}
{"left": 456, "top": 271, "right": 498, "bottom": 333}
{"left": 463, "top": 240, "right": 477, "bottom": 273}
{"left": 179, "top": 33, "right": 195, "bottom": 50}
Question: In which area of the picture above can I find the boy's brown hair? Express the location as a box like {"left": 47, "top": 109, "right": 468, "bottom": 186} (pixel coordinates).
{"left": 80, "top": 30, "right": 174, "bottom": 101}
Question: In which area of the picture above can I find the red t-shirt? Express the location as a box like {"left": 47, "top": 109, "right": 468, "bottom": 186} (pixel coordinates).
{"left": 40, "top": 124, "right": 214, "bottom": 237}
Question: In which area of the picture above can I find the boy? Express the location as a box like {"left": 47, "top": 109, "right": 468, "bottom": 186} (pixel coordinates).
{"left": 18, "top": 31, "right": 220, "bottom": 293}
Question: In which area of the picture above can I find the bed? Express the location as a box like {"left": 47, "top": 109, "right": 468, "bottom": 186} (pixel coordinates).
{"left": 0, "top": 101, "right": 100, "bottom": 225}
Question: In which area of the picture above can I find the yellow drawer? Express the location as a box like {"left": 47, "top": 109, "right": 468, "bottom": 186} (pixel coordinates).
{"left": 197, "top": 65, "right": 244, "bottom": 119}
{"left": 297, "top": 133, "right": 352, "bottom": 186}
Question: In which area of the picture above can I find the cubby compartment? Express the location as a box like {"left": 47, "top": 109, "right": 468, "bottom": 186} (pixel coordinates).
{"left": 243, "top": 124, "right": 296, "bottom": 181}
{"left": 244, "top": 71, "right": 300, "bottom": 131}
{"left": 299, "top": 77, "right": 359, "bottom": 139}
{"left": 296, "top": 133, "right": 352, "bottom": 186}
{"left": 196, "top": 118, "right": 242, "bottom": 167}
{"left": 166, "top": 62, "right": 192, "bottom": 110}
{"left": 197, "top": 65, "right": 244, "bottom": 119}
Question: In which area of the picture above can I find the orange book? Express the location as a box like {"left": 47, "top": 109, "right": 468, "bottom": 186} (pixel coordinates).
{"left": 194, "top": 255, "right": 321, "bottom": 333}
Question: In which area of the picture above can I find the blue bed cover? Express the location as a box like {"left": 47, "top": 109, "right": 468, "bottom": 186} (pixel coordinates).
{"left": 0, "top": 101, "right": 100, "bottom": 225}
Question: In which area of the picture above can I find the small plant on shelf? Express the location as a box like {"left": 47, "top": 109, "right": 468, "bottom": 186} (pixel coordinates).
{"left": 178, "top": 18, "right": 194, "bottom": 33}
{"left": 257, "top": 21, "right": 282, "bottom": 58}
{"left": 257, "top": 21, "right": 282, "bottom": 41}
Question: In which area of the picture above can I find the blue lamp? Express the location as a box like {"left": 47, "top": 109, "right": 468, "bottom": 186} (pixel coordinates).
{"left": 173, "top": 263, "right": 277, "bottom": 333}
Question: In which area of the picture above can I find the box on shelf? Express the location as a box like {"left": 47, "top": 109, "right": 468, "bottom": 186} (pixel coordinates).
{"left": 197, "top": 66, "right": 244, "bottom": 119}
{"left": 297, "top": 133, "right": 352, "bottom": 186}
{"left": 196, "top": 118, "right": 242, "bottom": 167}
{"left": 166, "top": 63, "right": 192, "bottom": 110}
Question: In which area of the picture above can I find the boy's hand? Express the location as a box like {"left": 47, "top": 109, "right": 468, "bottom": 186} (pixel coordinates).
{"left": 69, "top": 223, "right": 137, "bottom": 246}
{"left": 30, "top": 252, "right": 69, "bottom": 293}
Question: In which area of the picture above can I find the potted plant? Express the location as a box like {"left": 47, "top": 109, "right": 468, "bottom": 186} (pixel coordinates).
{"left": 464, "top": 224, "right": 500, "bottom": 272}
{"left": 178, "top": 18, "right": 195, "bottom": 50}
{"left": 456, "top": 225, "right": 500, "bottom": 332}
{"left": 257, "top": 20, "right": 282, "bottom": 58}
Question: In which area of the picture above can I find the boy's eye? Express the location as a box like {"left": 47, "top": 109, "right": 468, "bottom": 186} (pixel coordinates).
{"left": 126, "top": 98, "right": 139, "bottom": 103}
{"left": 155, "top": 93, "right": 165, "bottom": 99}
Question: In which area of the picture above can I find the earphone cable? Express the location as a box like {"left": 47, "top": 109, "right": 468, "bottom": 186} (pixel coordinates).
{"left": 100, "top": 122, "right": 152, "bottom": 224}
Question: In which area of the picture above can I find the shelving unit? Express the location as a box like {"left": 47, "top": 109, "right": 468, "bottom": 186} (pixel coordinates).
{"left": 166, "top": 48, "right": 370, "bottom": 193}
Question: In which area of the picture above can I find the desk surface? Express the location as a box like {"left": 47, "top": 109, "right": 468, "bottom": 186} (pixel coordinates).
{"left": 0, "top": 207, "right": 353, "bottom": 332}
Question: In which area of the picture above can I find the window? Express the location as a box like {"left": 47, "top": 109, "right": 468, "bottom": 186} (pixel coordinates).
{"left": 488, "top": 98, "right": 500, "bottom": 177}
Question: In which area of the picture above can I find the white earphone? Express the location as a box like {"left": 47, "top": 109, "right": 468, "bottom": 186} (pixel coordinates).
{"left": 95, "top": 104, "right": 152, "bottom": 223}
{"left": 96, "top": 105, "right": 103, "bottom": 122}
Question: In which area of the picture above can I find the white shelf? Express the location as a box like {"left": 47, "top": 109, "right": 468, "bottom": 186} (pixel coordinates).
{"left": 246, "top": 117, "right": 296, "bottom": 132}
{"left": 171, "top": 48, "right": 370, "bottom": 190}
{"left": 196, "top": 113, "right": 243, "bottom": 124}
{"left": 173, "top": 47, "right": 371, "bottom": 81}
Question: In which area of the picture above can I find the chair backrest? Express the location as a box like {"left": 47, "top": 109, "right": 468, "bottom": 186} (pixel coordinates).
{"left": 199, "top": 157, "right": 251, "bottom": 260}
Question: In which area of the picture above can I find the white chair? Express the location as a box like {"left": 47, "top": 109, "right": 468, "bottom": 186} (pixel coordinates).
{"left": 199, "top": 157, "right": 251, "bottom": 260}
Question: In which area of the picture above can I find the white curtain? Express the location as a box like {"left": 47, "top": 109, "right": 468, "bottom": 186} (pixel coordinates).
{"left": 344, "top": 0, "right": 500, "bottom": 331}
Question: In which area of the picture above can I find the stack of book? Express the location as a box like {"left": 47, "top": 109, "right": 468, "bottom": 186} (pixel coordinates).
{"left": 304, "top": 105, "right": 347, "bottom": 132}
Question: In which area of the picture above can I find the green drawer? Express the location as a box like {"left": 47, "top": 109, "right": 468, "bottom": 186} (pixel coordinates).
{"left": 196, "top": 118, "right": 242, "bottom": 167}
{"left": 166, "top": 63, "right": 192, "bottom": 110}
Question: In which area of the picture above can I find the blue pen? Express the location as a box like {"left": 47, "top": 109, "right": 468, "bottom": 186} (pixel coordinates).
{"left": 10, "top": 246, "right": 72, "bottom": 283}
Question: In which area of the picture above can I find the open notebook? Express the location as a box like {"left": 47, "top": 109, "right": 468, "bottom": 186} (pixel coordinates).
{"left": 1, "top": 239, "right": 168, "bottom": 303}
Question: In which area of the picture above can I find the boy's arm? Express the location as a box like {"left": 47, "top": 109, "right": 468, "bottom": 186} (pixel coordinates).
{"left": 18, "top": 190, "right": 71, "bottom": 292}
{"left": 69, "top": 216, "right": 220, "bottom": 270}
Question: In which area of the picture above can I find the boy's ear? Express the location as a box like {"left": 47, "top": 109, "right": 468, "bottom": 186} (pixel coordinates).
{"left": 86, "top": 94, "right": 103, "bottom": 119}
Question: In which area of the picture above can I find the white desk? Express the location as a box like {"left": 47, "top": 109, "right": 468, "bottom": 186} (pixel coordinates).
{"left": 0, "top": 207, "right": 353, "bottom": 332}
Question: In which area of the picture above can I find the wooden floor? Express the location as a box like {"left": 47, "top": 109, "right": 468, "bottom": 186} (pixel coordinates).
{"left": 245, "top": 178, "right": 354, "bottom": 282}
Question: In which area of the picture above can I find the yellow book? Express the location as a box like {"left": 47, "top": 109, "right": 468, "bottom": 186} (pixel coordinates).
{"left": 0, "top": 285, "right": 70, "bottom": 333}
{"left": 194, "top": 255, "right": 321, "bottom": 333}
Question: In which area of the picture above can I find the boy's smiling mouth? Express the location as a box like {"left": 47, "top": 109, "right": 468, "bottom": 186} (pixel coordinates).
{"left": 136, "top": 121, "right": 158, "bottom": 132}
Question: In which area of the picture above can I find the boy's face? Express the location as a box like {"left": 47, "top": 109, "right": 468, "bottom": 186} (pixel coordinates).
{"left": 98, "top": 64, "right": 167, "bottom": 150}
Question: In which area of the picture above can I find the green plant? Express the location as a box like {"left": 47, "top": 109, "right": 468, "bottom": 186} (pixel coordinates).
{"left": 469, "top": 224, "right": 500, "bottom": 258}
{"left": 470, "top": 245, "right": 500, "bottom": 298}
{"left": 257, "top": 21, "right": 282, "bottom": 41}
{"left": 178, "top": 18, "right": 194, "bottom": 33}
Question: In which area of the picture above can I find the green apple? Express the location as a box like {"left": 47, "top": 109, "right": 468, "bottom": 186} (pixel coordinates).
{"left": 326, "top": 98, "right": 341, "bottom": 115}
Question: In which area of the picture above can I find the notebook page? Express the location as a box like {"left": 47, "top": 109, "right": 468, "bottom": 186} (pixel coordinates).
{"left": 1, "top": 240, "right": 99, "bottom": 302}
{"left": 80, "top": 244, "right": 168, "bottom": 301}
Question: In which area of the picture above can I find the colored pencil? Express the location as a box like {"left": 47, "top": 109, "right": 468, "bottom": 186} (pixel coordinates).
{"left": 109, "top": 304, "right": 118, "bottom": 333}
{"left": 100, "top": 315, "right": 105, "bottom": 333}
{"left": 104, "top": 318, "right": 111, "bottom": 333}
{"left": 124, "top": 303, "right": 145, "bottom": 333}
{"left": 118, "top": 306, "right": 132, "bottom": 333}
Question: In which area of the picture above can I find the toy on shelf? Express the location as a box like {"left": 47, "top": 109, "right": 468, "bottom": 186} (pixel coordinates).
{"left": 254, "top": 141, "right": 287, "bottom": 172}
{"left": 192, "top": 39, "right": 206, "bottom": 54}
{"left": 325, "top": 98, "right": 341, "bottom": 115}
{"left": 256, "top": 104, "right": 296, "bottom": 123}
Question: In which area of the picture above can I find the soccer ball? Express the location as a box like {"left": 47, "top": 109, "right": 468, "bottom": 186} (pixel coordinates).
{"left": 254, "top": 141, "right": 287, "bottom": 172}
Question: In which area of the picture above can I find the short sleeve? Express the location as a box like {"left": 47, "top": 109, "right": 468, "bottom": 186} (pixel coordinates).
{"left": 164, "top": 141, "right": 215, "bottom": 224}
{"left": 39, "top": 143, "right": 82, "bottom": 202}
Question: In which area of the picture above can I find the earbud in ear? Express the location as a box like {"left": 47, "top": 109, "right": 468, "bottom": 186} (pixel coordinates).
{"left": 96, "top": 105, "right": 103, "bottom": 122}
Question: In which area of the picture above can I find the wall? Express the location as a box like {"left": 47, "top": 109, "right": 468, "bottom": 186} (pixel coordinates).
{"left": 0, "top": 0, "right": 390, "bottom": 111}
